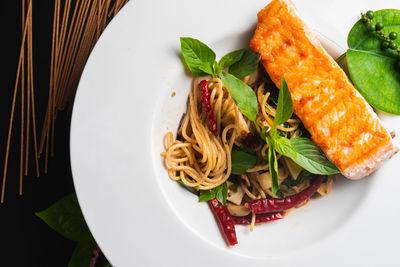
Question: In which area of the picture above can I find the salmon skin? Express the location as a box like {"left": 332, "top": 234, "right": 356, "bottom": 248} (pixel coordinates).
{"left": 250, "top": 0, "right": 395, "bottom": 179}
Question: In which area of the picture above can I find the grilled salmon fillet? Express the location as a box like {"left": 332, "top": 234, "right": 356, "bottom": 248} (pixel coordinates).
{"left": 250, "top": 0, "right": 395, "bottom": 179}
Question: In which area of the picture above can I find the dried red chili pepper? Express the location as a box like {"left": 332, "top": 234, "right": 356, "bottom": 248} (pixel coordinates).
{"left": 199, "top": 80, "right": 218, "bottom": 136}
{"left": 245, "top": 175, "right": 324, "bottom": 214}
{"left": 233, "top": 211, "right": 286, "bottom": 225}
{"left": 209, "top": 198, "right": 238, "bottom": 246}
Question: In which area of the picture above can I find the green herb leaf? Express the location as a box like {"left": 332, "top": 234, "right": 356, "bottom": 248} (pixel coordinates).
{"left": 216, "top": 182, "right": 228, "bottom": 206}
{"left": 347, "top": 9, "right": 400, "bottom": 114}
{"left": 266, "top": 137, "right": 279, "bottom": 194}
{"left": 274, "top": 77, "right": 293, "bottom": 126}
{"left": 220, "top": 71, "right": 258, "bottom": 123}
{"left": 198, "top": 188, "right": 217, "bottom": 203}
{"left": 290, "top": 138, "right": 341, "bottom": 175}
{"left": 218, "top": 49, "right": 246, "bottom": 72}
{"left": 35, "top": 194, "right": 91, "bottom": 242}
{"left": 199, "top": 182, "right": 228, "bottom": 205}
{"left": 35, "top": 193, "right": 110, "bottom": 267}
{"left": 231, "top": 150, "right": 257, "bottom": 175}
{"left": 228, "top": 50, "right": 261, "bottom": 79}
{"left": 272, "top": 135, "right": 297, "bottom": 160}
{"left": 180, "top": 37, "right": 216, "bottom": 76}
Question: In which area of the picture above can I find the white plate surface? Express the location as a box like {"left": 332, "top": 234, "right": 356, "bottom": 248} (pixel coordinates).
{"left": 71, "top": 0, "right": 400, "bottom": 266}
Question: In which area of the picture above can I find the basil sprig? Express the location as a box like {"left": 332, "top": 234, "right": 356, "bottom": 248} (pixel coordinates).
{"left": 199, "top": 182, "right": 228, "bottom": 205}
{"left": 180, "top": 37, "right": 260, "bottom": 125}
{"left": 262, "top": 77, "right": 340, "bottom": 194}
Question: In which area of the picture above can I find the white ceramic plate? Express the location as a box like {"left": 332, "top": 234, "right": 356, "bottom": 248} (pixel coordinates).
{"left": 70, "top": 0, "right": 400, "bottom": 266}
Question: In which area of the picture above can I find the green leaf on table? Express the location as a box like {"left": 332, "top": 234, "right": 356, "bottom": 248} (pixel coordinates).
{"left": 199, "top": 182, "right": 228, "bottom": 205}
{"left": 36, "top": 193, "right": 110, "bottom": 267}
{"left": 347, "top": 9, "right": 400, "bottom": 114}
{"left": 35, "top": 194, "right": 91, "bottom": 242}
{"left": 220, "top": 71, "right": 258, "bottom": 123}
{"left": 274, "top": 77, "right": 293, "bottom": 126}
{"left": 266, "top": 137, "right": 279, "bottom": 194}
{"left": 290, "top": 138, "right": 340, "bottom": 175}
{"left": 180, "top": 37, "right": 216, "bottom": 76}
{"left": 218, "top": 49, "right": 246, "bottom": 72}
{"left": 231, "top": 150, "right": 257, "bottom": 175}
{"left": 228, "top": 49, "right": 261, "bottom": 79}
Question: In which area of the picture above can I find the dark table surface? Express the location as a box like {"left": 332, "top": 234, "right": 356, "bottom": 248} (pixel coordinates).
{"left": 2, "top": 1, "right": 78, "bottom": 266}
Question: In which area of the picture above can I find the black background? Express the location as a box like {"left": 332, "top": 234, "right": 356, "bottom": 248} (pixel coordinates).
{"left": 1, "top": 1, "right": 81, "bottom": 266}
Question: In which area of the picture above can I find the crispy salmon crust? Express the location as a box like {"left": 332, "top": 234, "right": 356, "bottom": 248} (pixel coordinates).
{"left": 250, "top": 0, "right": 395, "bottom": 179}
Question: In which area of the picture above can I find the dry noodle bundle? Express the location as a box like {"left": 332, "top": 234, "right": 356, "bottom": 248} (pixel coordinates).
{"left": 2, "top": 0, "right": 129, "bottom": 203}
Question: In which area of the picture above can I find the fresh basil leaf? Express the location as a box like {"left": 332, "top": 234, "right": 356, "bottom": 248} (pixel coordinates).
{"left": 228, "top": 50, "right": 261, "bottom": 79}
{"left": 218, "top": 49, "right": 246, "bottom": 72}
{"left": 272, "top": 135, "right": 297, "bottom": 160}
{"left": 216, "top": 182, "right": 228, "bottom": 206}
{"left": 266, "top": 137, "right": 279, "bottom": 194}
{"left": 231, "top": 150, "right": 257, "bottom": 175}
{"left": 346, "top": 9, "right": 400, "bottom": 114}
{"left": 290, "top": 137, "right": 340, "bottom": 175}
{"left": 68, "top": 240, "right": 97, "bottom": 267}
{"left": 198, "top": 187, "right": 217, "bottom": 203}
{"left": 180, "top": 37, "right": 216, "bottom": 76}
{"left": 220, "top": 71, "right": 258, "bottom": 123}
{"left": 199, "top": 183, "right": 228, "bottom": 205}
{"left": 274, "top": 77, "right": 293, "bottom": 126}
{"left": 35, "top": 194, "right": 91, "bottom": 242}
